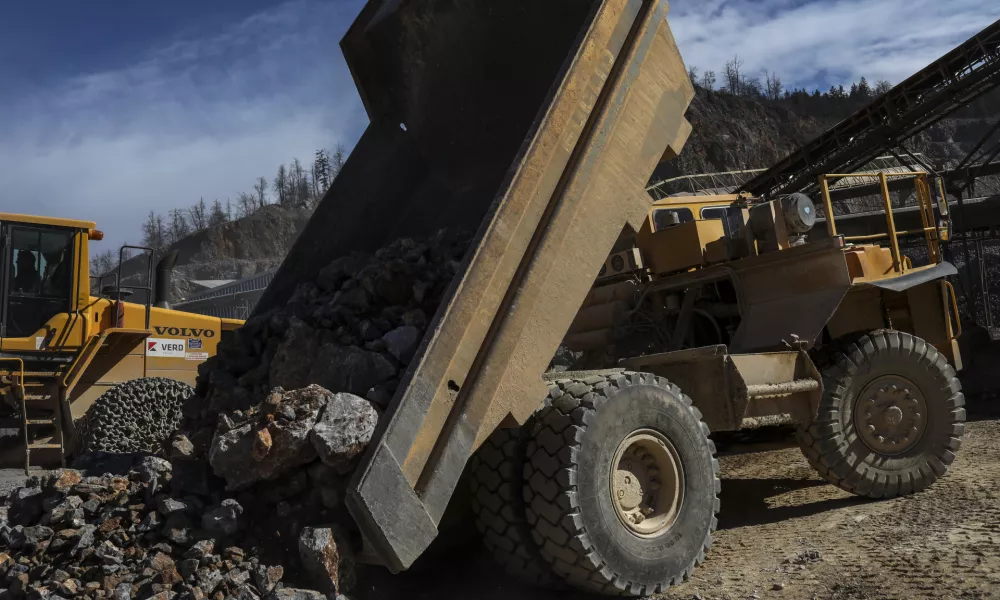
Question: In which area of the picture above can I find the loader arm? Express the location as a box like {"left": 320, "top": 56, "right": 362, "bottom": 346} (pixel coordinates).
{"left": 254, "top": 0, "right": 695, "bottom": 572}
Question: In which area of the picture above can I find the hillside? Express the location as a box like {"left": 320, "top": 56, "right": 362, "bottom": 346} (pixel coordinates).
{"left": 112, "top": 85, "right": 998, "bottom": 305}
{"left": 111, "top": 204, "right": 311, "bottom": 301}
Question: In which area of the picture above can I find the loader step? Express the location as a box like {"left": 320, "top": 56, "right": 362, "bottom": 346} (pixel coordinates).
{"left": 23, "top": 395, "right": 54, "bottom": 401}
{"left": 27, "top": 443, "right": 62, "bottom": 450}
{"left": 25, "top": 419, "right": 56, "bottom": 426}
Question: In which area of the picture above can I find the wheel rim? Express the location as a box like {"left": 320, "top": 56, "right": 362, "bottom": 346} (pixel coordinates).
{"left": 854, "top": 375, "right": 928, "bottom": 456}
{"left": 609, "top": 429, "right": 684, "bottom": 538}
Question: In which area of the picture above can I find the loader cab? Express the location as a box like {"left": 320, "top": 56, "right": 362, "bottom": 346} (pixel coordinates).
{"left": 0, "top": 214, "right": 93, "bottom": 350}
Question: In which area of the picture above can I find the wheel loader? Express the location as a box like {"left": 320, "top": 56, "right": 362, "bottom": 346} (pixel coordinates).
{"left": 234, "top": 0, "right": 963, "bottom": 595}
{"left": 0, "top": 213, "right": 242, "bottom": 472}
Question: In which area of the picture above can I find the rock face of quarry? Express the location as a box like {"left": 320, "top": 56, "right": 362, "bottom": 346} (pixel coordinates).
{"left": 1, "top": 229, "right": 471, "bottom": 598}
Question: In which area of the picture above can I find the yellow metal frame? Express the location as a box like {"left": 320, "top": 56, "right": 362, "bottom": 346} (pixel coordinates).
{"left": 819, "top": 171, "right": 945, "bottom": 275}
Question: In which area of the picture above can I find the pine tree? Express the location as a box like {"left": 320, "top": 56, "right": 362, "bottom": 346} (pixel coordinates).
{"left": 209, "top": 200, "right": 227, "bottom": 227}
{"left": 858, "top": 76, "right": 872, "bottom": 98}
{"left": 273, "top": 165, "right": 289, "bottom": 206}
{"left": 331, "top": 144, "right": 346, "bottom": 179}
{"left": 314, "top": 149, "right": 331, "bottom": 192}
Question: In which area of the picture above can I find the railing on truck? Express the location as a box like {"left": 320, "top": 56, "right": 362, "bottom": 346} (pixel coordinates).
{"left": 819, "top": 171, "right": 951, "bottom": 273}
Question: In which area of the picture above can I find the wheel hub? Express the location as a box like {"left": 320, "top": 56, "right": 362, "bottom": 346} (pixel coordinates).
{"left": 610, "top": 429, "right": 684, "bottom": 538}
{"left": 855, "top": 376, "right": 928, "bottom": 455}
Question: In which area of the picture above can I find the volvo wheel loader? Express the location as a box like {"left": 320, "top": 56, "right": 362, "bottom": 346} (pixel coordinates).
{"left": 246, "top": 0, "right": 964, "bottom": 595}
{"left": 0, "top": 213, "right": 242, "bottom": 472}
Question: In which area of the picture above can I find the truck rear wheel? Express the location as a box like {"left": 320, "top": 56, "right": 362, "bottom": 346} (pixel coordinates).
{"left": 797, "top": 330, "right": 965, "bottom": 498}
{"left": 469, "top": 425, "right": 557, "bottom": 587}
{"left": 523, "top": 372, "right": 719, "bottom": 596}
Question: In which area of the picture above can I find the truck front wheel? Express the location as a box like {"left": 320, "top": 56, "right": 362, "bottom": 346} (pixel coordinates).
{"left": 523, "top": 372, "right": 719, "bottom": 596}
{"left": 797, "top": 330, "right": 965, "bottom": 498}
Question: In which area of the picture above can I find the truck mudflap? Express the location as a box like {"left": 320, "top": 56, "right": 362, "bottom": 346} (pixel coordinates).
{"left": 255, "top": 0, "right": 695, "bottom": 572}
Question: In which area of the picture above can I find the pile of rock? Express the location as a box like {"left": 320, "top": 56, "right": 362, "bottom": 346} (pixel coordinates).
{"left": 1, "top": 230, "right": 474, "bottom": 598}
{"left": 184, "top": 229, "right": 470, "bottom": 437}
{"left": 0, "top": 465, "right": 344, "bottom": 599}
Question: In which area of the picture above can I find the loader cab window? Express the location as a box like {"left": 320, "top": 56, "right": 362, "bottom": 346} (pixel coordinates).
{"left": 652, "top": 208, "right": 693, "bottom": 232}
{"left": 3, "top": 226, "right": 74, "bottom": 338}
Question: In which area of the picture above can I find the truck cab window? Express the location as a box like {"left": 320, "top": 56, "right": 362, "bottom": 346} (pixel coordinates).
{"left": 5, "top": 226, "right": 73, "bottom": 338}
{"left": 700, "top": 206, "right": 728, "bottom": 220}
{"left": 652, "top": 208, "right": 693, "bottom": 231}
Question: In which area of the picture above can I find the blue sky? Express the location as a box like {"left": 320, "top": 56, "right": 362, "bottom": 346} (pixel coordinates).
{"left": 1, "top": 0, "right": 998, "bottom": 255}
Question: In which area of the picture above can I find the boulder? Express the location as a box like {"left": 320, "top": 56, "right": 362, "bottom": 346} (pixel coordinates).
{"left": 269, "top": 319, "right": 321, "bottom": 390}
{"left": 297, "top": 527, "right": 354, "bottom": 595}
{"left": 208, "top": 387, "right": 329, "bottom": 490}
{"left": 307, "top": 346, "right": 396, "bottom": 397}
{"left": 310, "top": 394, "right": 379, "bottom": 472}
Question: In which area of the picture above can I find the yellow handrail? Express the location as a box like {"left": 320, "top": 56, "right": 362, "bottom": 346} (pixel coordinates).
{"left": 818, "top": 170, "right": 947, "bottom": 275}
{"left": 944, "top": 281, "right": 962, "bottom": 341}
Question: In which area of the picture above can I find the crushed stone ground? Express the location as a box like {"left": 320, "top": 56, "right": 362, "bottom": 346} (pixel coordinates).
{"left": 353, "top": 396, "right": 1000, "bottom": 600}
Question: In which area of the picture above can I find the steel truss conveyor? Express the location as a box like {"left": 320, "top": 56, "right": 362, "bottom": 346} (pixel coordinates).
{"left": 739, "top": 18, "right": 1000, "bottom": 200}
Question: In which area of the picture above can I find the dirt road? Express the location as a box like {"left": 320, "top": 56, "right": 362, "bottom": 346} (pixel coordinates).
{"left": 357, "top": 396, "right": 1000, "bottom": 600}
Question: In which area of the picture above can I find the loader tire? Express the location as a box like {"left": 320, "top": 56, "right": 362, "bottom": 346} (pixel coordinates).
{"left": 523, "top": 372, "right": 719, "bottom": 596}
{"left": 797, "top": 330, "right": 965, "bottom": 498}
{"left": 77, "top": 377, "right": 193, "bottom": 455}
{"left": 469, "top": 423, "right": 558, "bottom": 587}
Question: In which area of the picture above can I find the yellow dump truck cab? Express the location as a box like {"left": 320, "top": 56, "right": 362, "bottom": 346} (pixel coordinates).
{"left": 0, "top": 213, "right": 241, "bottom": 470}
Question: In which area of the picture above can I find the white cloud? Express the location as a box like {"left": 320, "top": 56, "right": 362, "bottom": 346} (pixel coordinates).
{"left": 671, "top": 0, "right": 1000, "bottom": 90}
{"left": 0, "top": 0, "right": 368, "bottom": 253}
{"left": 4, "top": 0, "right": 996, "bottom": 256}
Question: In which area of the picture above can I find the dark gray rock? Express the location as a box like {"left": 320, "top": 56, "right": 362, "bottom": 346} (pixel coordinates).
{"left": 114, "top": 582, "right": 132, "bottom": 600}
{"left": 9, "top": 487, "right": 42, "bottom": 525}
{"left": 184, "top": 540, "right": 215, "bottom": 560}
{"left": 177, "top": 558, "right": 199, "bottom": 577}
{"left": 381, "top": 326, "right": 420, "bottom": 363}
{"left": 156, "top": 498, "right": 189, "bottom": 518}
{"left": 310, "top": 394, "right": 379, "bottom": 472}
{"left": 297, "top": 527, "right": 354, "bottom": 595}
{"left": 317, "top": 254, "right": 370, "bottom": 292}
{"left": 170, "top": 435, "right": 195, "bottom": 459}
{"left": 269, "top": 319, "right": 321, "bottom": 390}
{"left": 252, "top": 565, "right": 284, "bottom": 594}
{"left": 209, "top": 387, "right": 328, "bottom": 490}
{"left": 307, "top": 346, "right": 396, "bottom": 397}
{"left": 195, "top": 568, "right": 224, "bottom": 594}
{"left": 201, "top": 499, "right": 243, "bottom": 536}
{"left": 265, "top": 590, "right": 326, "bottom": 600}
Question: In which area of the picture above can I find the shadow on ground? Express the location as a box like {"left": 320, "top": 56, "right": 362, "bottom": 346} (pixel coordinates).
{"left": 717, "top": 477, "right": 867, "bottom": 530}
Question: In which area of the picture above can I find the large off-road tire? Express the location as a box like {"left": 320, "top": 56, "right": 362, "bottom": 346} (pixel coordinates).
{"left": 797, "top": 330, "right": 965, "bottom": 498}
{"left": 523, "top": 372, "right": 720, "bottom": 596}
{"left": 468, "top": 424, "right": 558, "bottom": 587}
{"left": 77, "top": 377, "right": 193, "bottom": 454}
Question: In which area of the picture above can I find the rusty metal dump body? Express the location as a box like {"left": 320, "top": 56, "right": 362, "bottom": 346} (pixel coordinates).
{"left": 253, "top": 0, "right": 694, "bottom": 572}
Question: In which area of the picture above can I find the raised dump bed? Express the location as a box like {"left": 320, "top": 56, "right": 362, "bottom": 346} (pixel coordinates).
{"left": 252, "top": 0, "right": 695, "bottom": 574}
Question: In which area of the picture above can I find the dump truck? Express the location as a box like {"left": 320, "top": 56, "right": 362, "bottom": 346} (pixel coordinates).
{"left": 243, "top": 0, "right": 964, "bottom": 595}
{"left": 0, "top": 213, "right": 242, "bottom": 471}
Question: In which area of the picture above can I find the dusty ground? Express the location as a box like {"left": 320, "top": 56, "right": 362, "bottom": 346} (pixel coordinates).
{"left": 357, "top": 394, "right": 1000, "bottom": 600}
{"left": 2, "top": 388, "right": 997, "bottom": 600}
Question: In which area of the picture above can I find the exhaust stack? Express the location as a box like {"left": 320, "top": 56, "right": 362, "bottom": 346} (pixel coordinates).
{"left": 153, "top": 251, "right": 179, "bottom": 309}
